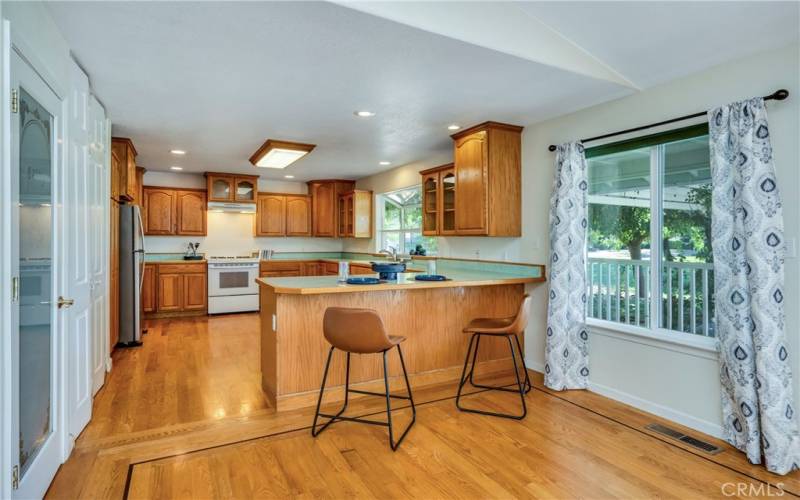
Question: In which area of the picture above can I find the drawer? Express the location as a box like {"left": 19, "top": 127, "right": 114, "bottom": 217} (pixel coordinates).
{"left": 324, "top": 262, "right": 339, "bottom": 275}
{"left": 350, "top": 264, "right": 373, "bottom": 275}
{"left": 260, "top": 261, "right": 304, "bottom": 273}
{"left": 158, "top": 263, "right": 207, "bottom": 274}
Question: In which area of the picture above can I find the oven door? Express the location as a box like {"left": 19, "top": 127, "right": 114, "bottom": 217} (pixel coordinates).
{"left": 208, "top": 266, "right": 258, "bottom": 297}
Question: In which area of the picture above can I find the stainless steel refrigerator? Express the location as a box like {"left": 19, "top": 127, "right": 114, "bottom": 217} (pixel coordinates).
{"left": 118, "top": 204, "right": 146, "bottom": 347}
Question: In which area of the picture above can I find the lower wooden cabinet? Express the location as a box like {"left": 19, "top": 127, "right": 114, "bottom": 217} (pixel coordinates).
{"left": 142, "top": 262, "right": 207, "bottom": 318}
{"left": 142, "top": 264, "right": 156, "bottom": 313}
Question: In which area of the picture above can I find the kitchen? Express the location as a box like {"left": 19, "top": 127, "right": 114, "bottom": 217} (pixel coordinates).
{"left": 4, "top": 1, "right": 798, "bottom": 498}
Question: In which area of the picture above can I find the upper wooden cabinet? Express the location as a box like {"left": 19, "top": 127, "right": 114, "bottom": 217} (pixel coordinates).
{"left": 205, "top": 172, "right": 259, "bottom": 203}
{"left": 308, "top": 180, "right": 355, "bottom": 237}
{"left": 111, "top": 137, "right": 137, "bottom": 202}
{"left": 142, "top": 187, "right": 176, "bottom": 235}
{"left": 176, "top": 190, "right": 207, "bottom": 235}
{"left": 285, "top": 195, "right": 312, "bottom": 236}
{"left": 338, "top": 190, "right": 372, "bottom": 238}
{"left": 143, "top": 186, "right": 207, "bottom": 236}
{"left": 422, "top": 122, "right": 522, "bottom": 237}
{"left": 256, "top": 194, "right": 286, "bottom": 236}
{"left": 255, "top": 193, "right": 311, "bottom": 237}
{"left": 420, "top": 163, "right": 455, "bottom": 236}
{"left": 134, "top": 166, "right": 146, "bottom": 206}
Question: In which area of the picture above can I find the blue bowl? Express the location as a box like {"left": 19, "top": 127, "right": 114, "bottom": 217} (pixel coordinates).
{"left": 414, "top": 274, "right": 448, "bottom": 281}
{"left": 346, "top": 277, "right": 381, "bottom": 285}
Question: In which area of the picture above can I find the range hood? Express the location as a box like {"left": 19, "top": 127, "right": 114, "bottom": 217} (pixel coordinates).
{"left": 207, "top": 202, "right": 256, "bottom": 214}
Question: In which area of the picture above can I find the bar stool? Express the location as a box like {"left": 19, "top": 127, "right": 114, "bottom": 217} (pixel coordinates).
{"left": 456, "top": 295, "right": 533, "bottom": 419}
{"left": 311, "top": 307, "right": 416, "bottom": 451}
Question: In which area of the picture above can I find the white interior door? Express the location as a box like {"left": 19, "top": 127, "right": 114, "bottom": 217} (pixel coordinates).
{"left": 88, "top": 95, "right": 108, "bottom": 394}
{"left": 63, "top": 59, "right": 93, "bottom": 444}
{"left": 10, "top": 48, "right": 64, "bottom": 500}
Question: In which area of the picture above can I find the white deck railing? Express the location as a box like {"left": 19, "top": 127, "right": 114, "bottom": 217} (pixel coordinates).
{"left": 587, "top": 257, "right": 715, "bottom": 337}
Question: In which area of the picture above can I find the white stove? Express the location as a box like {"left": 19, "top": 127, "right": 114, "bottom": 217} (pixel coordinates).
{"left": 207, "top": 255, "right": 260, "bottom": 314}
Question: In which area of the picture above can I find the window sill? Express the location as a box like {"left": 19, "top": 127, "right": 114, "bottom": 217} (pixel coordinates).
{"left": 586, "top": 318, "right": 719, "bottom": 361}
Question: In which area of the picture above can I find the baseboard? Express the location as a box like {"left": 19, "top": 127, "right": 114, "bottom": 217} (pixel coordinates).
{"left": 525, "top": 357, "right": 723, "bottom": 439}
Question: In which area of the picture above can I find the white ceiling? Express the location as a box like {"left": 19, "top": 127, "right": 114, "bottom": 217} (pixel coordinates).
{"left": 44, "top": 1, "right": 798, "bottom": 181}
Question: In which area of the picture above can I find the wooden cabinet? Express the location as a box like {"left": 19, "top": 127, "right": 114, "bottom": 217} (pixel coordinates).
{"left": 205, "top": 172, "right": 259, "bottom": 203}
{"left": 350, "top": 264, "right": 373, "bottom": 275}
{"left": 324, "top": 261, "right": 340, "bottom": 275}
{"left": 110, "top": 200, "right": 120, "bottom": 348}
{"left": 112, "top": 137, "right": 137, "bottom": 201}
{"left": 144, "top": 262, "right": 207, "bottom": 317}
{"left": 259, "top": 261, "right": 304, "bottom": 277}
{"left": 256, "top": 194, "right": 286, "bottom": 236}
{"left": 451, "top": 121, "right": 522, "bottom": 236}
{"left": 420, "top": 164, "right": 456, "bottom": 236}
{"left": 182, "top": 273, "right": 208, "bottom": 311}
{"left": 308, "top": 180, "right": 355, "bottom": 237}
{"left": 143, "top": 186, "right": 207, "bottom": 236}
{"left": 176, "top": 190, "right": 207, "bottom": 235}
{"left": 134, "top": 167, "right": 146, "bottom": 206}
{"left": 302, "top": 261, "right": 322, "bottom": 276}
{"left": 143, "top": 188, "right": 176, "bottom": 235}
{"left": 285, "top": 195, "right": 312, "bottom": 236}
{"left": 142, "top": 264, "right": 156, "bottom": 313}
{"left": 420, "top": 122, "right": 522, "bottom": 237}
{"left": 157, "top": 273, "right": 183, "bottom": 312}
{"left": 338, "top": 190, "right": 373, "bottom": 238}
{"left": 255, "top": 193, "right": 311, "bottom": 237}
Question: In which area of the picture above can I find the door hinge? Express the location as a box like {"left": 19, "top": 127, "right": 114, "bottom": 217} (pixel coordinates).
{"left": 11, "top": 277, "right": 19, "bottom": 304}
{"left": 11, "top": 88, "right": 18, "bottom": 114}
{"left": 11, "top": 465, "right": 19, "bottom": 490}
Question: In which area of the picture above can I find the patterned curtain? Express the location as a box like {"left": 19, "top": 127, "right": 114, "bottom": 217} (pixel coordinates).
{"left": 545, "top": 142, "right": 589, "bottom": 390}
{"left": 710, "top": 97, "right": 800, "bottom": 474}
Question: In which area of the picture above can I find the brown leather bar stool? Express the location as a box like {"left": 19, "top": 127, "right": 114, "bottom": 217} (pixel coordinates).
{"left": 456, "top": 294, "right": 533, "bottom": 419}
{"left": 311, "top": 307, "right": 416, "bottom": 451}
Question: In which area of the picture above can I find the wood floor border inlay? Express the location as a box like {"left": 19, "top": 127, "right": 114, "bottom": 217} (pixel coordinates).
{"left": 121, "top": 375, "right": 799, "bottom": 499}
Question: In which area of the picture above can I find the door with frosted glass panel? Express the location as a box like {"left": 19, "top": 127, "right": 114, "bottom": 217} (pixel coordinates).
{"left": 10, "top": 49, "right": 64, "bottom": 499}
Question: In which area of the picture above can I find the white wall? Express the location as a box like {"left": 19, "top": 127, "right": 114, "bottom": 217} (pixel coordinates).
{"left": 348, "top": 43, "right": 800, "bottom": 437}
{"left": 142, "top": 171, "right": 344, "bottom": 255}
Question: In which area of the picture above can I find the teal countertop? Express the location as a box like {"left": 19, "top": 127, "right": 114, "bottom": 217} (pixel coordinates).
{"left": 257, "top": 268, "right": 543, "bottom": 295}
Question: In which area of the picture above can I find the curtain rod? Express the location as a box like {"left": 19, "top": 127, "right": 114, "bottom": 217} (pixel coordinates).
{"left": 547, "top": 88, "right": 789, "bottom": 152}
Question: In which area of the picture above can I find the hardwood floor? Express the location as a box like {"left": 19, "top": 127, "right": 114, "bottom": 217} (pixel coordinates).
{"left": 47, "top": 315, "right": 800, "bottom": 499}
{"left": 79, "top": 313, "right": 269, "bottom": 444}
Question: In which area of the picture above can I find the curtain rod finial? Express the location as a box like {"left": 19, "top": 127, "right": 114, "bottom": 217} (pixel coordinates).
{"left": 772, "top": 89, "right": 789, "bottom": 101}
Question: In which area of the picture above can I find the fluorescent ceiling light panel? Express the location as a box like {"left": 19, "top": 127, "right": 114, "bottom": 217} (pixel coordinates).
{"left": 170, "top": 149, "right": 186, "bottom": 155}
{"left": 249, "top": 139, "right": 316, "bottom": 169}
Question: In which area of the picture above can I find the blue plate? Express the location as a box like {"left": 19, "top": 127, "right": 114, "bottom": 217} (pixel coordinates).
{"left": 346, "top": 277, "right": 381, "bottom": 285}
{"left": 414, "top": 274, "right": 448, "bottom": 281}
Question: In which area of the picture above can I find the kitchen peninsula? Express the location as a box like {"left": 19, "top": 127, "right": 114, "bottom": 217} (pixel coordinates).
{"left": 257, "top": 260, "right": 545, "bottom": 410}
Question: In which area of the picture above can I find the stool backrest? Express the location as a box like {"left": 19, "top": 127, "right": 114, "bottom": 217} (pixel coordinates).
{"left": 508, "top": 294, "right": 532, "bottom": 335}
{"left": 323, "top": 307, "right": 393, "bottom": 353}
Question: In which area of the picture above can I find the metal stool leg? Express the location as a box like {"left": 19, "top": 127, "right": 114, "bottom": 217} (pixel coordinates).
{"left": 455, "top": 333, "right": 478, "bottom": 408}
{"left": 312, "top": 347, "right": 350, "bottom": 437}
{"left": 387, "top": 344, "right": 415, "bottom": 451}
{"left": 513, "top": 333, "right": 533, "bottom": 394}
{"left": 455, "top": 332, "right": 529, "bottom": 420}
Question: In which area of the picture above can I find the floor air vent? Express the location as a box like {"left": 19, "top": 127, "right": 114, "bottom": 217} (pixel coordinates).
{"left": 645, "top": 423, "right": 722, "bottom": 455}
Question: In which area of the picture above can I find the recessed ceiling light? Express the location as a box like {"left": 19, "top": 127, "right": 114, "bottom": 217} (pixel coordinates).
{"left": 170, "top": 166, "right": 183, "bottom": 171}
{"left": 284, "top": 175, "right": 295, "bottom": 179}
{"left": 379, "top": 161, "right": 391, "bottom": 166}
{"left": 170, "top": 149, "right": 186, "bottom": 155}
{"left": 447, "top": 124, "right": 461, "bottom": 131}
{"left": 249, "top": 139, "right": 316, "bottom": 169}
{"left": 354, "top": 110, "right": 375, "bottom": 117}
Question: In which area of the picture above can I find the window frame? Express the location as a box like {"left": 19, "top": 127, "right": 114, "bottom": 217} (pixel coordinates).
{"left": 585, "top": 123, "right": 717, "bottom": 353}
{"left": 377, "top": 186, "right": 424, "bottom": 255}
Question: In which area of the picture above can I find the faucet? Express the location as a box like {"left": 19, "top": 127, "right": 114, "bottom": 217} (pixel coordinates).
{"left": 378, "top": 246, "right": 398, "bottom": 262}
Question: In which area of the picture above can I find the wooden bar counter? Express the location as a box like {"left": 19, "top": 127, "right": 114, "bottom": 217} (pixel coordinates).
{"left": 257, "top": 269, "right": 543, "bottom": 411}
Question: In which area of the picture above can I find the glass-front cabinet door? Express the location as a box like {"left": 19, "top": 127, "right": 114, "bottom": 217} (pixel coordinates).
{"left": 441, "top": 169, "right": 456, "bottom": 235}
{"left": 422, "top": 173, "right": 438, "bottom": 235}
{"left": 208, "top": 175, "right": 233, "bottom": 201}
{"left": 234, "top": 177, "right": 255, "bottom": 202}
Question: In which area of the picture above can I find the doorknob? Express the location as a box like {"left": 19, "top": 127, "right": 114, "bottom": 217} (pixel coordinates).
{"left": 58, "top": 296, "right": 75, "bottom": 309}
